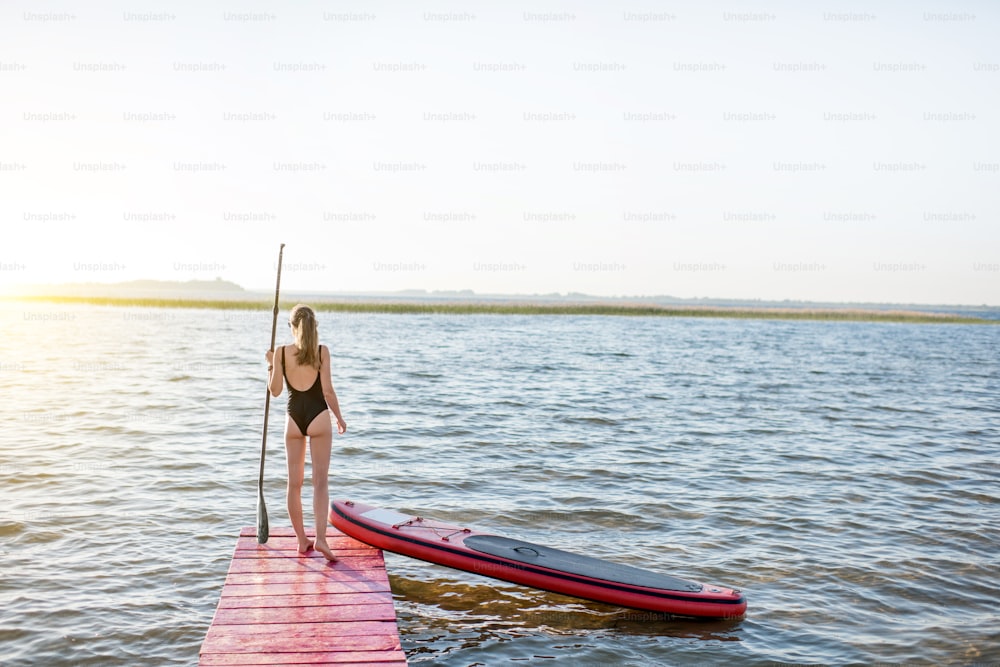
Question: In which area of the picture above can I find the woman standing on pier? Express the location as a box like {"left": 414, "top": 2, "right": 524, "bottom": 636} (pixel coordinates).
{"left": 266, "top": 304, "right": 347, "bottom": 561}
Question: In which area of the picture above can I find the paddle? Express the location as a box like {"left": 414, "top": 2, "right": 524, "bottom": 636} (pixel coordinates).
{"left": 257, "top": 242, "right": 285, "bottom": 543}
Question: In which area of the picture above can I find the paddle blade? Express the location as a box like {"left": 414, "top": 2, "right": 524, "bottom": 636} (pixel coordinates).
{"left": 256, "top": 491, "right": 269, "bottom": 543}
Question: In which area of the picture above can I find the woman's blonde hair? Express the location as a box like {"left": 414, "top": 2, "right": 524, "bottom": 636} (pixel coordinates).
{"left": 289, "top": 304, "right": 320, "bottom": 368}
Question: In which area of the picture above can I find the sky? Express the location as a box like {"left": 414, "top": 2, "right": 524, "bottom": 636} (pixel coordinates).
{"left": 1, "top": 1, "right": 998, "bottom": 305}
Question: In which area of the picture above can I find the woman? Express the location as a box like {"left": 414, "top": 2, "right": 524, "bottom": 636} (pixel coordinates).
{"left": 266, "top": 304, "right": 347, "bottom": 561}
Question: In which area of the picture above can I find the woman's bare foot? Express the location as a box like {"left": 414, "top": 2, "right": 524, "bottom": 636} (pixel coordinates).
{"left": 297, "top": 536, "right": 314, "bottom": 553}
{"left": 314, "top": 539, "right": 337, "bottom": 562}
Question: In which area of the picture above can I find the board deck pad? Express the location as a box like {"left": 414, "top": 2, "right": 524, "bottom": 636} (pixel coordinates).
{"left": 464, "top": 535, "right": 703, "bottom": 592}
{"left": 361, "top": 507, "right": 414, "bottom": 526}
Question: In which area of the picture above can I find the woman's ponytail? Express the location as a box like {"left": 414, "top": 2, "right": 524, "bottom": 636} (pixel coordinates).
{"left": 289, "top": 304, "right": 320, "bottom": 368}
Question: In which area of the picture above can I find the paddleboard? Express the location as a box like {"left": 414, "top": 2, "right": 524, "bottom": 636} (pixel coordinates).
{"left": 330, "top": 499, "right": 746, "bottom": 618}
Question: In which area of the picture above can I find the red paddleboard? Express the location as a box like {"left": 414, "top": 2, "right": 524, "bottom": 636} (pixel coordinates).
{"left": 330, "top": 499, "right": 746, "bottom": 619}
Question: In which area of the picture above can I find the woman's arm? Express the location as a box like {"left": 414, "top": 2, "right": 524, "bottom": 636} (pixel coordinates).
{"left": 320, "top": 345, "right": 347, "bottom": 434}
{"left": 267, "top": 345, "right": 284, "bottom": 397}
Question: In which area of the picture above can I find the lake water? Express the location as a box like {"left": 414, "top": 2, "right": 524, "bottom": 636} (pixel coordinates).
{"left": 1, "top": 302, "right": 998, "bottom": 666}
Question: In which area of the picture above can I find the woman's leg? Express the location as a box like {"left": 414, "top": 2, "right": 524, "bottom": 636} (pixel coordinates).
{"left": 308, "top": 426, "right": 335, "bottom": 561}
{"left": 284, "top": 418, "right": 312, "bottom": 553}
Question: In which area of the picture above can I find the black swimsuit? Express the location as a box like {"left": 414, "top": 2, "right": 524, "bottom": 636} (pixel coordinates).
{"left": 282, "top": 345, "right": 328, "bottom": 434}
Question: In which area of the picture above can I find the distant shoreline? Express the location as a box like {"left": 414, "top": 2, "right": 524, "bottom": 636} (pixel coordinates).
{"left": 7, "top": 295, "right": 995, "bottom": 324}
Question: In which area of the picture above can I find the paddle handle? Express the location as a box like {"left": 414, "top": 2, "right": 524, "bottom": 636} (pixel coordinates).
{"left": 257, "top": 243, "right": 285, "bottom": 543}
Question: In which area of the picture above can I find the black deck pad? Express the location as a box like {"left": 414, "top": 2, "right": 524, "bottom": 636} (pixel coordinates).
{"left": 463, "top": 535, "right": 703, "bottom": 592}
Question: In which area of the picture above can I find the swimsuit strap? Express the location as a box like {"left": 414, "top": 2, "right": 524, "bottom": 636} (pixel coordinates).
{"left": 281, "top": 345, "right": 289, "bottom": 384}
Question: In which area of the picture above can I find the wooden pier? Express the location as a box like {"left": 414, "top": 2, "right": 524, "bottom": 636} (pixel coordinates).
{"left": 199, "top": 526, "right": 408, "bottom": 666}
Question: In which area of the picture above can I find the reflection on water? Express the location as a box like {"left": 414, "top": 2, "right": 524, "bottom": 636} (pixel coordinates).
{"left": 0, "top": 303, "right": 998, "bottom": 666}
{"left": 392, "top": 575, "right": 743, "bottom": 637}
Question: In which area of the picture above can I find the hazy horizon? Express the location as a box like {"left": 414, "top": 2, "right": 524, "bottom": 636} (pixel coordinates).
{"left": 6, "top": 276, "right": 1000, "bottom": 310}
{"left": 2, "top": 1, "right": 998, "bottom": 305}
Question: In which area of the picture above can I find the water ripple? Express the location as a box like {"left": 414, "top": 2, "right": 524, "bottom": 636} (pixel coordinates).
{"left": 0, "top": 306, "right": 998, "bottom": 665}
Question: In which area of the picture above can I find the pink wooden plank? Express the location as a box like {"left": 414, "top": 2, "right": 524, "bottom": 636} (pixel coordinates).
{"left": 216, "top": 591, "right": 395, "bottom": 610}
{"left": 200, "top": 651, "right": 406, "bottom": 665}
{"left": 202, "top": 662, "right": 406, "bottom": 667}
{"left": 201, "top": 625, "right": 401, "bottom": 653}
{"left": 205, "top": 620, "right": 396, "bottom": 638}
{"left": 212, "top": 602, "right": 398, "bottom": 625}
{"left": 225, "top": 568, "right": 389, "bottom": 586}
{"left": 235, "top": 536, "right": 371, "bottom": 553}
{"left": 220, "top": 580, "right": 391, "bottom": 597}
{"left": 232, "top": 547, "right": 375, "bottom": 560}
{"left": 238, "top": 526, "right": 370, "bottom": 544}
{"left": 227, "top": 557, "right": 386, "bottom": 577}
{"left": 228, "top": 555, "right": 384, "bottom": 574}
{"left": 230, "top": 550, "right": 385, "bottom": 572}
{"left": 235, "top": 533, "right": 370, "bottom": 547}
{"left": 202, "top": 661, "right": 406, "bottom": 667}
{"left": 225, "top": 565, "right": 385, "bottom": 582}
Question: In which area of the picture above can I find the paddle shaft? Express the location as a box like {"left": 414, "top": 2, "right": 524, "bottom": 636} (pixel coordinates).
{"left": 257, "top": 243, "right": 285, "bottom": 543}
